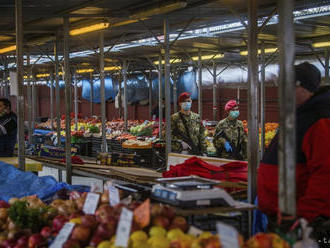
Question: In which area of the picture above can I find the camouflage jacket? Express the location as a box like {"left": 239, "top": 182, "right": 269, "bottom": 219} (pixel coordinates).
{"left": 171, "top": 111, "right": 206, "bottom": 155}
{"left": 213, "top": 117, "right": 247, "bottom": 160}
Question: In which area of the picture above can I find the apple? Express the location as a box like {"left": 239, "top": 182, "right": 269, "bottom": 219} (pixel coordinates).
{"left": 151, "top": 204, "right": 164, "bottom": 218}
{"left": 16, "top": 236, "right": 28, "bottom": 247}
{"left": 52, "top": 215, "right": 68, "bottom": 232}
{"left": 81, "top": 214, "right": 97, "bottom": 228}
{"left": 71, "top": 225, "right": 91, "bottom": 243}
{"left": 28, "top": 234, "right": 44, "bottom": 248}
{"left": 63, "top": 239, "right": 81, "bottom": 248}
{"left": 95, "top": 223, "right": 115, "bottom": 239}
{"left": 0, "top": 200, "right": 10, "bottom": 208}
{"left": 170, "top": 217, "right": 188, "bottom": 232}
{"left": 162, "top": 206, "right": 175, "bottom": 220}
{"left": 89, "top": 234, "right": 104, "bottom": 247}
{"left": 152, "top": 216, "right": 170, "bottom": 229}
{"left": 95, "top": 206, "right": 114, "bottom": 223}
{"left": 1, "top": 239, "right": 16, "bottom": 248}
{"left": 40, "top": 226, "right": 52, "bottom": 238}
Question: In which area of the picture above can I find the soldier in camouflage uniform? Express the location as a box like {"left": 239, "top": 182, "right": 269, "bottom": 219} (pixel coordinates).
{"left": 213, "top": 100, "right": 247, "bottom": 160}
{"left": 171, "top": 92, "right": 206, "bottom": 155}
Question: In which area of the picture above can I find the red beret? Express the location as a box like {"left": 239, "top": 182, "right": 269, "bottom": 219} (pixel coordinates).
{"left": 178, "top": 92, "right": 191, "bottom": 103}
{"left": 225, "top": 100, "right": 237, "bottom": 111}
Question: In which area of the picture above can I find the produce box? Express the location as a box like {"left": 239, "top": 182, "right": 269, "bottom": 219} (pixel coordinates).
{"left": 38, "top": 145, "right": 77, "bottom": 159}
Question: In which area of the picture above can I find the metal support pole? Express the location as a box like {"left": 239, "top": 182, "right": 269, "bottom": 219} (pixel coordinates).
{"left": 247, "top": 0, "right": 259, "bottom": 235}
{"left": 198, "top": 49, "right": 202, "bottom": 118}
{"left": 63, "top": 17, "right": 72, "bottom": 184}
{"left": 237, "top": 88, "right": 240, "bottom": 104}
{"left": 31, "top": 80, "right": 36, "bottom": 139}
{"left": 26, "top": 52, "right": 32, "bottom": 143}
{"left": 148, "top": 70, "right": 153, "bottom": 119}
{"left": 50, "top": 77, "right": 54, "bottom": 130}
{"left": 164, "top": 18, "right": 171, "bottom": 157}
{"left": 158, "top": 54, "right": 163, "bottom": 139}
{"left": 325, "top": 49, "right": 329, "bottom": 85}
{"left": 99, "top": 32, "right": 107, "bottom": 153}
{"left": 278, "top": 0, "right": 296, "bottom": 216}
{"left": 173, "top": 72, "right": 178, "bottom": 114}
{"left": 260, "top": 43, "right": 266, "bottom": 158}
{"left": 54, "top": 39, "right": 61, "bottom": 146}
{"left": 74, "top": 76, "right": 78, "bottom": 131}
{"left": 212, "top": 62, "right": 217, "bottom": 121}
{"left": 123, "top": 60, "right": 128, "bottom": 131}
{"left": 15, "top": 0, "right": 25, "bottom": 170}
{"left": 90, "top": 73, "right": 93, "bottom": 116}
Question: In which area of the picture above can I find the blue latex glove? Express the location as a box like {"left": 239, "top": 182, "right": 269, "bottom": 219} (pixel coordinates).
{"left": 224, "top": 141, "right": 233, "bottom": 152}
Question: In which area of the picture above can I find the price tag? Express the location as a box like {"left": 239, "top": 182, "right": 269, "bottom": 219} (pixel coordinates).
{"left": 188, "top": 226, "right": 203, "bottom": 236}
{"left": 50, "top": 222, "right": 75, "bottom": 248}
{"left": 115, "top": 207, "right": 133, "bottom": 248}
{"left": 108, "top": 185, "right": 120, "bottom": 206}
{"left": 133, "top": 199, "right": 150, "bottom": 228}
{"left": 216, "top": 222, "right": 239, "bottom": 248}
{"left": 82, "top": 193, "right": 100, "bottom": 214}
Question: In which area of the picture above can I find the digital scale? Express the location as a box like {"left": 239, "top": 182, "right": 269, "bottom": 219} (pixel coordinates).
{"left": 151, "top": 176, "right": 236, "bottom": 208}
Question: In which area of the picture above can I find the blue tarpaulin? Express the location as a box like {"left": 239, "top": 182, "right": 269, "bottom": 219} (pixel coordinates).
{"left": 82, "top": 77, "right": 118, "bottom": 103}
{"left": 0, "top": 162, "right": 89, "bottom": 202}
{"left": 177, "top": 71, "right": 198, "bottom": 100}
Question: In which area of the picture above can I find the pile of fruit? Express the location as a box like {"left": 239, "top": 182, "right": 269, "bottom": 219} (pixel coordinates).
{"left": 0, "top": 191, "right": 293, "bottom": 248}
{"left": 242, "top": 121, "right": 278, "bottom": 148}
{"left": 130, "top": 122, "right": 155, "bottom": 137}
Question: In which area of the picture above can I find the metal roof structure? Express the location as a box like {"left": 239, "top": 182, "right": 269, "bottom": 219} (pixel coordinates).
{"left": 0, "top": 0, "right": 329, "bottom": 75}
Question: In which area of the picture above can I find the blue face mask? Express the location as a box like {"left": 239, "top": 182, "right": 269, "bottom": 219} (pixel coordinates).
{"left": 181, "top": 102, "right": 192, "bottom": 111}
{"left": 229, "top": 110, "right": 239, "bottom": 119}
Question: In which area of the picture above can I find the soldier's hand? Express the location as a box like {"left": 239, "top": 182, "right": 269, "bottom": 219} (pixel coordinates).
{"left": 181, "top": 141, "right": 190, "bottom": 150}
{"left": 224, "top": 141, "right": 233, "bottom": 152}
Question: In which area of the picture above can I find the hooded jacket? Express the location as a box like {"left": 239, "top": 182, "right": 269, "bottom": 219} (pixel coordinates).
{"left": 258, "top": 87, "right": 330, "bottom": 221}
{"left": 0, "top": 111, "right": 17, "bottom": 157}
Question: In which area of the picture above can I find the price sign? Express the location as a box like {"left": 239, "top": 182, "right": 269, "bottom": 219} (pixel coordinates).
{"left": 82, "top": 193, "right": 100, "bottom": 214}
{"left": 216, "top": 222, "right": 239, "bottom": 248}
{"left": 115, "top": 208, "right": 133, "bottom": 248}
{"left": 188, "top": 226, "right": 203, "bottom": 236}
{"left": 50, "top": 222, "right": 75, "bottom": 248}
{"left": 133, "top": 199, "right": 150, "bottom": 228}
{"left": 108, "top": 185, "right": 120, "bottom": 206}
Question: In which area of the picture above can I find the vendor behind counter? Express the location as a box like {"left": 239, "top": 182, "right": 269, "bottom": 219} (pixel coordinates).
{"left": 0, "top": 98, "right": 17, "bottom": 157}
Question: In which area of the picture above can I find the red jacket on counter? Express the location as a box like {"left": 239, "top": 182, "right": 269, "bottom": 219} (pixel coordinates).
{"left": 258, "top": 87, "right": 330, "bottom": 222}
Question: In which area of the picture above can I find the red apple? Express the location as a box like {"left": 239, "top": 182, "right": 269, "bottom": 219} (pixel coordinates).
{"left": 95, "top": 223, "right": 115, "bottom": 239}
{"left": 69, "top": 212, "right": 82, "bottom": 220}
{"left": 170, "top": 216, "right": 188, "bottom": 232}
{"left": 89, "top": 234, "right": 104, "bottom": 247}
{"left": 63, "top": 239, "right": 81, "bottom": 248}
{"left": 52, "top": 215, "right": 68, "bottom": 232}
{"left": 152, "top": 216, "right": 170, "bottom": 229}
{"left": 151, "top": 204, "right": 164, "bottom": 218}
{"left": 81, "top": 215, "right": 97, "bottom": 228}
{"left": 0, "top": 200, "right": 10, "bottom": 208}
{"left": 16, "top": 236, "right": 28, "bottom": 246}
{"left": 163, "top": 206, "right": 175, "bottom": 220}
{"left": 95, "top": 205, "right": 114, "bottom": 223}
{"left": 28, "top": 234, "right": 44, "bottom": 248}
{"left": 40, "top": 226, "right": 52, "bottom": 239}
{"left": 71, "top": 225, "right": 91, "bottom": 243}
{"left": 1, "top": 239, "right": 16, "bottom": 248}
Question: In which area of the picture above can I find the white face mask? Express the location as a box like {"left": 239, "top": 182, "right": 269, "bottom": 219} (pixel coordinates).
{"left": 181, "top": 102, "right": 192, "bottom": 111}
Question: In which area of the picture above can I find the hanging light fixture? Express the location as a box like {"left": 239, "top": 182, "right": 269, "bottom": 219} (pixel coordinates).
{"left": 70, "top": 22, "right": 110, "bottom": 36}
{"left": 0, "top": 45, "right": 16, "bottom": 54}
{"left": 240, "top": 47, "right": 277, "bottom": 56}
{"left": 191, "top": 54, "right": 224, "bottom": 61}
{"left": 312, "top": 41, "right": 330, "bottom": 48}
{"left": 104, "top": 66, "right": 122, "bottom": 71}
{"left": 76, "top": 68, "right": 94, "bottom": 74}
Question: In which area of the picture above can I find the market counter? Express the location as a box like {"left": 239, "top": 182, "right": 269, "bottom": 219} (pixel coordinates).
{"left": 0, "top": 157, "right": 43, "bottom": 172}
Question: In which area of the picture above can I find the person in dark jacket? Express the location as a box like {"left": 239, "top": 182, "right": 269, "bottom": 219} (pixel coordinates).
{"left": 258, "top": 62, "right": 330, "bottom": 241}
{"left": 0, "top": 98, "right": 17, "bottom": 157}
